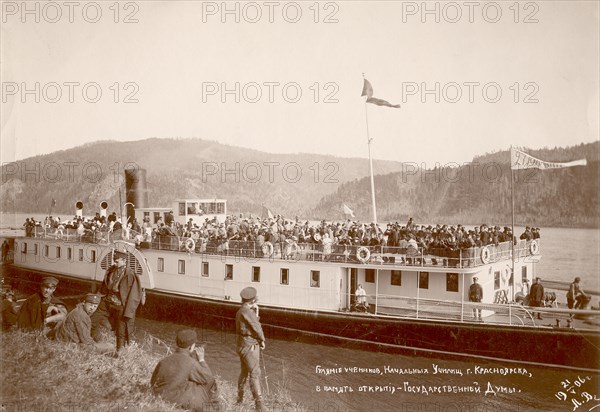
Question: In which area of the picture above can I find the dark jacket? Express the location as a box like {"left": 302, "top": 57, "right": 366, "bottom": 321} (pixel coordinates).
{"left": 530, "top": 282, "right": 545, "bottom": 304}
{"left": 56, "top": 303, "right": 94, "bottom": 345}
{"left": 100, "top": 265, "right": 143, "bottom": 319}
{"left": 17, "top": 293, "right": 65, "bottom": 331}
{"left": 151, "top": 348, "right": 217, "bottom": 411}
{"left": 469, "top": 283, "right": 483, "bottom": 302}
{"left": 236, "top": 304, "right": 265, "bottom": 348}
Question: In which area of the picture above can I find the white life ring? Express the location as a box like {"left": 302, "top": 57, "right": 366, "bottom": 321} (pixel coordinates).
{"left": 357, "top": 246, "right": 370, "bottom": 263}
{"left": 56, "top": 229, "right": 64, "bottom": 239}
{"left": 184, "top": 238, "right": 195, "bottom": 253}
{"left": 262, "top": 241, "right": 274, "bottom": 257}
{"left": 480, "top": 246, "right": 491, "bottom": 264}
{"left": 313, "top": 233, "right": 321, "bottom": 242}
{"left": 529, "top": 240, "right": 539, "bottom": 255}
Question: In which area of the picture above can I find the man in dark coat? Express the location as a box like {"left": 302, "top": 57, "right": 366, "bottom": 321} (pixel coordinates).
{"left": 100, "top": 249, "right": 144, "bottom": 351}
{"left": 469, "top": 277, "right": 483, "bottom": 320}
{"left": 1, "top": 288, "right": 19, "bottom": 331}
{"left": 55, "top": 293, "right": 113, "bottom": 353}
{"left": 529, "top": 277, "right": 545, "bottom": 319}
{"left": 17, "top": 276, "right": 67, "bottom": 332}
{"left": 236, "top": 287, "right": 266, "bottom": 412}
{"left": 151, "top": 329, "right": 221, "bottom": 412}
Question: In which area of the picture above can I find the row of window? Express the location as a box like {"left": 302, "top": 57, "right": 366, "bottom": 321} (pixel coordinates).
{"left": 20, "top": 242, "right": 96, "bottom": 262}
{"left": 157, "top": 258, "right": 321, "bottom": 287}
{"left": 364, "top": 269, "right": 452, "bottom": 291}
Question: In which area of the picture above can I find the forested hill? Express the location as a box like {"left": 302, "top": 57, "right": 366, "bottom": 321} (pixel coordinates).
{"left": 0, "top": 138, "right": 404, "bottom": 218}
{"left": 1, "top": 139, "right": 597, "bottom": 227}
{"left": 311, "top": 142, "right": 600, "bottom": 228}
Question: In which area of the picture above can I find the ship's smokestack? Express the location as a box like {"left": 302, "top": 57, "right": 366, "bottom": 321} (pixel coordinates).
{"left": 100, "top": 201, "right": 108, "bottom": 218}
{"left": 75, "top": 201, "right": 84, "bottom": 218}
{"left": 125, "top": 168, "right": 148, "bottom": 223}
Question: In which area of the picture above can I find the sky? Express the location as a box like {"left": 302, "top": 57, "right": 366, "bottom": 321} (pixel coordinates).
{"left": 1, "top": 1, "right": 599, "bottom": 166}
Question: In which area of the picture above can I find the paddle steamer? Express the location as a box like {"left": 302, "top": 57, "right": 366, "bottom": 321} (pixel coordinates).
{"left": 4, "top": 169, "right": 599, "bottom": 372}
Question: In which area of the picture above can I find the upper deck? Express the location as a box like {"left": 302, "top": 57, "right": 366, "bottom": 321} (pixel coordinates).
{"left": 21, "top": 226, "right": 539, "bottom": 271}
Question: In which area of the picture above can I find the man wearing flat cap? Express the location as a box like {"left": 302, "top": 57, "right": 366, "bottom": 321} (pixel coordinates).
{"left": 100, "top": 248, "right": 144, "bottom": 351}
{"left": 236, "top": 287, "right": 266, "bottom": 412}
{"left": 17, "top": 276, "right": 67, "bottom": 332}
{"left": 55, "top": 294, "right": 113, "bottom": 353}
{"left": 529, "top": 277, "right": 545, "bottom": 319}
{"left": 151, "top": 329, "right": 221, "bottom": 412}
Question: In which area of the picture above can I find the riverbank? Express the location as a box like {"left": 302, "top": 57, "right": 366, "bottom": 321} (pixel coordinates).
{"left": 0, "top": 330, "right": 303, "bottom": 412}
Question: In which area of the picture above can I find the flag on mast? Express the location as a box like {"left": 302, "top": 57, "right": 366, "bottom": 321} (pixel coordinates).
{"left": 510, "top": 148, "right": 587, "bottom": 170}
{"left": 343, "top": 204, "right": 355, "bottom": 218}
{"left": 262, "top": 206, "right": 274, "bottom": 220}
{"left": 361, "top": 78, "right": 400, "bottom": 108}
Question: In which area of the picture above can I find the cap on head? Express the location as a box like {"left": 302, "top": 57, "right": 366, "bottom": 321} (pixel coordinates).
{"left": 42, "top": 276, "right": 59, "bottom": 287}
{"left": 240, "top": 286, "right": 257, "bottom": 302}
{"left": 473, "top": 277, "right": 479, "bottom": 281}
{"left": 114, "top": 250, "right": 127, "bottom": 260}
{"left": 575, "top": 277, "right": 581, "bottom": 282}
{"left": 85, "top": 293, "right": 101, "bottom": 304}
{"left": 176, "top": 329, "right": 197, "bottom": 348}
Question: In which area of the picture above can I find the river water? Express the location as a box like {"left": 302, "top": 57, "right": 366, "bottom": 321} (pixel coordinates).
{"left": 1, "top": 216, "right": 599, "bottom": 411}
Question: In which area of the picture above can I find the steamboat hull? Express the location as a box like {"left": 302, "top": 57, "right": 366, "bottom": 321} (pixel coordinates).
{"left": 5, "top": 265, "right": 599, "bottom": 372}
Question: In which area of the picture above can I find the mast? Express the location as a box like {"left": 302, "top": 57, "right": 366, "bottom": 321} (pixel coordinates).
{"left": 510, "top": 146, "right": 516, "bottom": 300}
{"left": 363, "top": 74, "right": 378, "bottom": 224}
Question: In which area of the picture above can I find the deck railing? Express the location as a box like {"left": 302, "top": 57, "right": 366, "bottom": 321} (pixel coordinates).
{"left": 26, "top": 226, "right": 539, "bottom": 269}
{"left": 351, "top": 293, "right": 599, "bottom": 328}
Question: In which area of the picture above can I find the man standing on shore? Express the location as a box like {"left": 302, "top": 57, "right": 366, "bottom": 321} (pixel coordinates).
{"left": 17, "top": 276, "right": 67, "bottom": 332}
{"left": 236, "top": 287, "right": 266, "bottom": 412}
{"left": 100, "top": 249, "right": 144, "bottom": 352}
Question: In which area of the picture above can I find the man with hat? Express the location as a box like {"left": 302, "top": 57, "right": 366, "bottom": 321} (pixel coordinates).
{"left": 17, "top": 276, "right": 67, "bottom": 331}
{"left": 529, "top": 277, "right": 545, "bottom": 319}
{"left": 100, "top": 248, "right": 144, "bottom": 351}
{"left": 151, "top": 329, "right": 221, "bottom": 412}
{"left": 55, "top": 294, "right": 113, "bottom": 353}
{"left": 469, "top": 277, "right": 483, "bottom": 321}
{"left": 1, "top": 286, "right": 19, "bottom": 331}
{"left": 236, "top": 287, "right": 266, "bottom": 412}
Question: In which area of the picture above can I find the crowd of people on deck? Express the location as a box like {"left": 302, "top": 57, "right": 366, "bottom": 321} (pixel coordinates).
{"left": 23, "top": 212, "right": 543, "bottom": 263}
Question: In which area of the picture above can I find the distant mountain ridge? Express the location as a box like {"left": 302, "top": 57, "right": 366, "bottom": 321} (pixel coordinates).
{"left": 311, "top": 142, "right": 600, "bottom": 228}
{"left": 0, "top": 138, "right": 404, "bottom": 218}
{"left": 1, "top": 139, "right": 597, "bottom": 228}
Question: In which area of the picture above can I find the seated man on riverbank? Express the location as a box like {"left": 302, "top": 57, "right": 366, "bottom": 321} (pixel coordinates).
{"left": 17, "top": 276, "right": 67, "bottom": 333}
{"left": 1, "top": 287, "right": 19, "bottom": 331}
{"left": 55, "top": 294, "right": 113, "bottom": 353}
{"left": 151, "top": 329, "right": 222, "bottom": 412}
